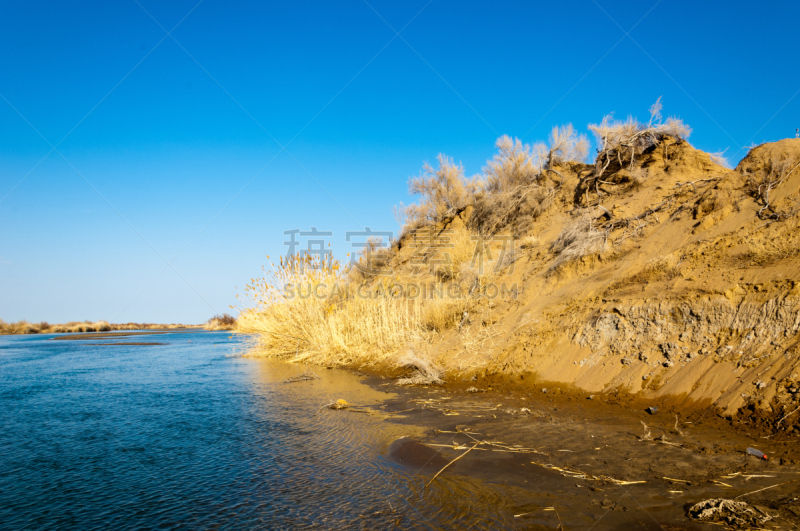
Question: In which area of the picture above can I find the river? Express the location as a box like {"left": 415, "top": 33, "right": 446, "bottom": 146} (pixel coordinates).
{"left": 0, "top": 330, "right": 524, "bottom": 530}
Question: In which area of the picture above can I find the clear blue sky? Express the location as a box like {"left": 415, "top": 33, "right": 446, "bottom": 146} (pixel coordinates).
{"left": 2, "top": 0, "right": 799, "bottom": 324}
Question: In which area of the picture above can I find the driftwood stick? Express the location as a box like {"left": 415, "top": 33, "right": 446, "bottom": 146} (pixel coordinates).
{"left": 425, "top": 442, "right": 480, "bottom": 488}
{"left": 735, "top": 480, "right": 795, "bottom": 499}
{"left": 777, "top": 405, "right": 800, "bottom": 425}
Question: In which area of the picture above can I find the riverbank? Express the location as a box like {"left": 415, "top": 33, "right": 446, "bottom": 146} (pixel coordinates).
{"left": 348, "top": 373, "right": 800, "bottom": 529}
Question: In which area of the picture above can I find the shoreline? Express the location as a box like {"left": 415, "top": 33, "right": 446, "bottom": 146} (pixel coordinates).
{"left": 355, "top": 372, "right": 800, "bottom": 528}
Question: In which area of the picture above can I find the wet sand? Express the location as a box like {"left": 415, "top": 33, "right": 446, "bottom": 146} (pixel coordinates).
{"left": 372, "top": 380, "right": 800, "bottom": 529}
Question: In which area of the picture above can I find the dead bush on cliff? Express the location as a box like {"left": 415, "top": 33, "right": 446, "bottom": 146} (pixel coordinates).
{"left": 485, "top": 127, "right": 588, "bottom": 193}
{"left": 745, "top": 156, "right": 800, "bottom": 220}
{"left": 545, "top": 124, "right": 589, "bottom": 178}
{"left": 396, "top": 154, "right": 481, "bottom": 233}
{"left": 584, "top": 98, "right": 691, "bottom": 202}
{"left": 469, "top": 184, "right": 555, "bottom": 235}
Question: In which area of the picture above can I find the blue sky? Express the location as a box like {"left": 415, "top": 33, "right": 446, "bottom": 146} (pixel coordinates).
{"left": 2, "top": 0, "right": 799, "bottom": 324}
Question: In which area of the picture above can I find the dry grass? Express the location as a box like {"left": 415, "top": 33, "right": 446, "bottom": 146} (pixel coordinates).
{"left": 549, "top": 212, "right": 606, "bottom": 270}
{"left": 237, "top": 229, "right": 503, "bottom": 371}
{"left": 421, "top": 295, "right": 467, "bottom": 331}
{"left": 434, "top": 228, "right": 475, "bottom": 280}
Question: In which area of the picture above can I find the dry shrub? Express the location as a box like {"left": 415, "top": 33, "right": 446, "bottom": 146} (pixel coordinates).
{"left": 395, "top": 347, "right": 444, "bottom": 385}
{"left": 549, "top": 212, "right": 606, "bottom": 270}
{"left": 0, "top": 320, "right": 41, "bottom": 334}
{"left": 397, "top": 154, "right": 481, "bottom": 233}
{"left": 0, "top": 319, "right": 118, "bottom": 335}
{"left": 744, "top": 155, "right": 800, "bottom": 219}
{"left": 469, "top": 184, "right": 555, "bottom": 235}
{"left": 747, "top": 217, "right": 800, "bottom": 264}
{"left": 484, "top": 135, "right": 545, "bottom": 192}
{"left": 547, "top": 124, "right": 589, "bottom": 166}
{"left": 485, "top": 127, "right": 587, "bottom": 193}
{"left": 708, "top": 150, "right": 731, "bottom": 168}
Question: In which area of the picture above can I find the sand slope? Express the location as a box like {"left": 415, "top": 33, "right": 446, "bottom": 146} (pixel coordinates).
{"left": 390, "top": 138, "right": 800, "bottom": 423}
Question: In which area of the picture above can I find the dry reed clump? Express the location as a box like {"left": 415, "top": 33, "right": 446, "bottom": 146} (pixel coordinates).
{"left": 434, "top": 229, "right": 474, "bottom": 280}
{"left": 396, "top": 154, "right": 481, "bottom": 234}
{"left": 421, "top": 295, "right": 468, "bottom": 332}
{"left": 236, "top": 254, "right": 427, "bottom": 368}
{"left": 205, "top": 313, "right": 236, "bottom": 331}
{"left": 549, "top": 212, "right": 606, "bottom": 270}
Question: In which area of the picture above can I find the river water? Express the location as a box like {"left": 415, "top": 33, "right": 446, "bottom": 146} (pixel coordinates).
{"left": 0, "top": 331, "right": 523, "bottom": 530}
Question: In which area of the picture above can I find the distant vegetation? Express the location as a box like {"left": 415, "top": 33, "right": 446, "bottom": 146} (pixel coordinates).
{"left": 0, "top": 320, "right": 199, "bottom": 335}
{"left": 204, "top": 313, "right": 237, "bottom": 331}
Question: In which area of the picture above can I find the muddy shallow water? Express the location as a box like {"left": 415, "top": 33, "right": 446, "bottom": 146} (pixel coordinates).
{"left": 373, "top": 381, "right": 800, "bottom": 529}
{"left": 1, "top": 331, "right": 798, "bottom": 529}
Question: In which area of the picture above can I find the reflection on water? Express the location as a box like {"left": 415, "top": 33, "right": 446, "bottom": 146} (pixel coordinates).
{"left": 0, "top": 332, "right": 529, "bottom": 529}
